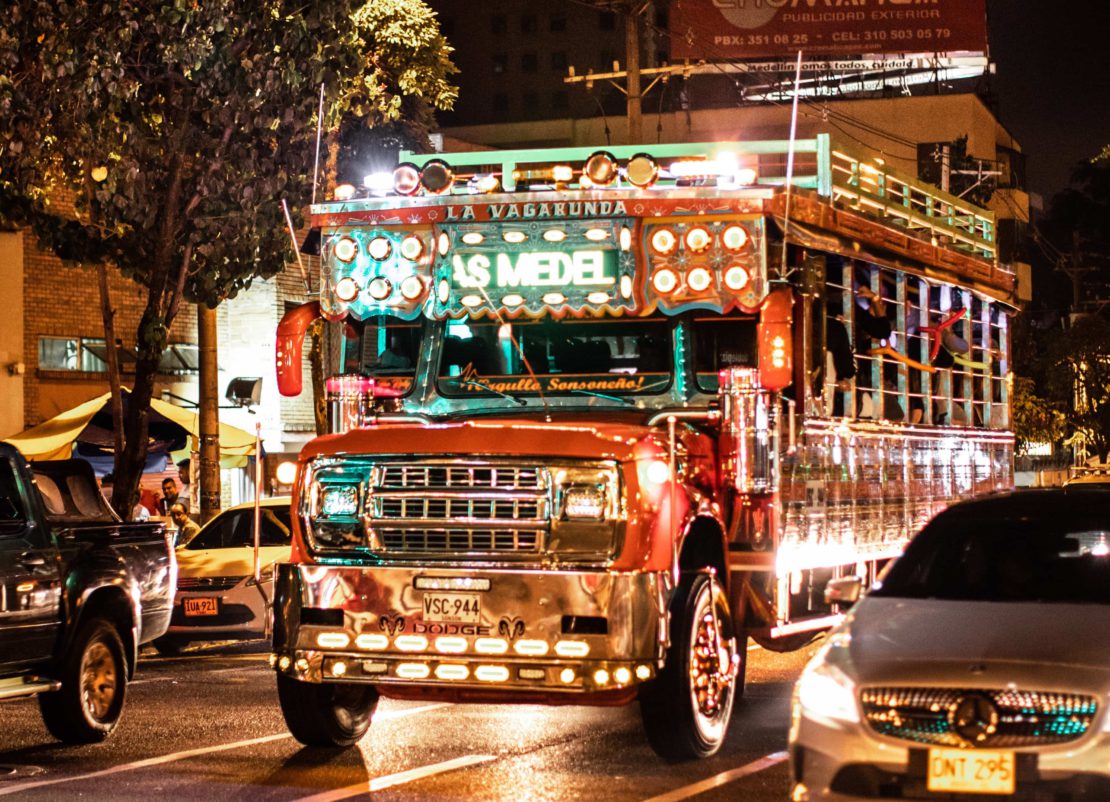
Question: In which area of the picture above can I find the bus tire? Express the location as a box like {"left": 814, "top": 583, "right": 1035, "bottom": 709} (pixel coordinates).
{"left": 640, "top": 573, "right": 738, "bottom": 760}
{"left": 276, "top": 673, "right": 377, "bottom": 747}
{"left": 39, "top": 618, "right": 128, "bottom": 743}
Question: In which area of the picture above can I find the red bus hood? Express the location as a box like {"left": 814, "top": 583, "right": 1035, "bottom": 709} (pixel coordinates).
{"left": 299, "top": 411, "right": 668, "bottom": 465}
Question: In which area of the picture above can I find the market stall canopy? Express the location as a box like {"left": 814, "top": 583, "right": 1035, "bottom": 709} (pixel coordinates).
{"left": 4, "top": 390, "right": 257, "bottom": 468}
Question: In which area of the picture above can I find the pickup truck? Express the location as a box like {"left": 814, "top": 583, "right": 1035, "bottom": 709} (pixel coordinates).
{"left": 0, "top": 442, "right": 175, "bottom": 742}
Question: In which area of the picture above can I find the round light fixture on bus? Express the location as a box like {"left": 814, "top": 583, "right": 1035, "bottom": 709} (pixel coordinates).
{"left": 619, "top": 226, "right": 632, "bottom": 251}
{"left": 400, "top": 275, "right": 425, "bottom": 301}
{"left": 333, "top": 183, "right": 357, "bottom": 201}
{"left": 723, "top": 265, "right": 750, "bottom": 291}
{"left": 552, "top": 165, "right": 574, "bottom": 183}
{"left": 722, "top": 225, "right": 750, "bottom": 252}
{"left": 470, "top": 174, "right": 500, "bottom": 194}
{"left": 625, "top": 153, "right": 659, "bottom": 188}
{"left": 684, "top": 226, "right": 713, "bottom": 254}
{"left": 584, "top": 151, "right": 619, "bottom": 186}
{"left": 367, "top": 236, "right": 392, "bottom": 261}
{"left": 543, "top": 229, "right": 566, "bottom": 243}
{"left": 587, "top": 292, "right": 610, "bottom": 305}
{"left": 585, "top": 228, "right": 609, "bottom": 242}
{"left": 420, "top": 159, "right": 455, "bottom": 195}
{"left": 461, "top": 231, "right": 485, "bottom": 245}
{"left": 275, "top": 461, "right": 298, "bottom": 486}
{"left": 503, "top": 230, "right": 527, "bottom": 244}
{"left": 333, "top": 236, "right": 358, "bottom": 264}
{"left": 437, "top": 279, "right": 451, "bottom": 304}
{"left": 501, "top": 293, "right": 524, "bottom": 307}
{"left": 400, "top": 235, "right": 424, "bottom": 261}
{"left": 437, "top": 232, "right": 450, "bottom": 255}
{"left": 543, "top": 292, "right": 566, "bottom": 306}
{"left": 393, "top": 163, "right": 421, "bottom": 196}
{"left": 334, "top": 276, "right": 360, "bottom": 302}
{"left": 687, "top": 268, "right": 713, "bottom": 292}
{"left": 652, "top": 269, "right": 679, "bottom": 295}
{"left": 367, "top": 277, "right": 392, "bottom": 300}
{"left": 460, "top": 294, "right": 482, "bottom": 307}
{"left": 620, "top": 274, "right": 634, "bottom": 299}
{"left": 650, "top": 228, "right": 677, "bottom": 256}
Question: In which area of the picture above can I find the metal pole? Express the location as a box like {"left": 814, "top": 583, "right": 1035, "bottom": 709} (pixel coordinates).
{"left": 197, "top": 303, "right": 221, "bottom": 524}
{"left": 253, "top": 422, "right": 262, "bottom": 584}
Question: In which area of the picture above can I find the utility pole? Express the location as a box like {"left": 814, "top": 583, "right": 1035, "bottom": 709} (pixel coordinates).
{"left": 565, "top": 1, "right": 653, "bottom": 145}
{"left": 197, "top": 303, "right": 221, "bottom": 524}
{"left": 624, "top": 4, "right": 644, "bottom": 144}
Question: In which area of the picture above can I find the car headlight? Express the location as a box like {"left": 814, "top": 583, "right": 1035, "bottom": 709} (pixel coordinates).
{"left": 795, "top": 636, "right": 859, "bottom": 726}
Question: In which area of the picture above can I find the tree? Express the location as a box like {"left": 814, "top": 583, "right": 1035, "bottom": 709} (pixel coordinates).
{"left": 1045, "top": 316, "right": 1110, "bottom": 465}
{"left": 0, "top": 1, "right": 455, "bottom": 516}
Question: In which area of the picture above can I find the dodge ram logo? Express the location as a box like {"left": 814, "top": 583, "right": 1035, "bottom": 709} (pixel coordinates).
{"left": 498, "top": 616, "right": 525, "bottom": 641}
{"left": 379, "top": 614, "right": 405, "bottom": 636}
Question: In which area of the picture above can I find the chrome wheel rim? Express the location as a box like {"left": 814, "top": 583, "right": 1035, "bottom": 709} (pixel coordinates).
{"left": 80, "top": 641, "right": 117, "bottom": 722}
{"left": 688, "top": 583, "right": 736, "bottom": 740}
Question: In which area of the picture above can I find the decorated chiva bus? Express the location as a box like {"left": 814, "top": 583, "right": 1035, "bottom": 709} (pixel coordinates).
{"left": 270, "top": 135, "right": 1015, "bottom": 758}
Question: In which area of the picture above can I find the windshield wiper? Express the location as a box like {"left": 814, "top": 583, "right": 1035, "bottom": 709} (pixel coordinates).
{"left": 567, "top": 389, "right": 636, "bottom": 406}
{"left": 461, "top": 378, "right": 527, "bottom": 406}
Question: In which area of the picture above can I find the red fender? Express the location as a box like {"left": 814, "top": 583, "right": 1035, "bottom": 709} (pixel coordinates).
{"left": 276, "top": 302, "right": 322, "bottom": 397}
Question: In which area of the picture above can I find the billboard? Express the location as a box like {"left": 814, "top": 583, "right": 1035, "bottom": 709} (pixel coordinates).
{"left": 669, "top": 0, "right": 987, "bottom": 61}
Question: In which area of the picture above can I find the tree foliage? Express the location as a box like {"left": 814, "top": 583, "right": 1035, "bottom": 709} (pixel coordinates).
{"left": 0, "top": 0, "right": 455, "bottom": 514}
{"left": 1045, "top": 316, "right": 1110, "bottom": 464}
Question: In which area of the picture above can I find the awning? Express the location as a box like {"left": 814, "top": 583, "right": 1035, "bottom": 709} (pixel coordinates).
{"left": 4, "top": 390, "right": 257, "bottom": 468}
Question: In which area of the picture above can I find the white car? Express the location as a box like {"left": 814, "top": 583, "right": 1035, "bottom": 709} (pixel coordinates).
{"left": 155, "top": 498, "right": 292, "bottom": 654}
{"left": 790, "top": 487, "right": 1110, "bottom": 801}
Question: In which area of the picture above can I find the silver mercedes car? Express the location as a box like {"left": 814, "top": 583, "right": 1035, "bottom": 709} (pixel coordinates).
{"left": 789, "top": 487, "right": 1110, "bottom": 801}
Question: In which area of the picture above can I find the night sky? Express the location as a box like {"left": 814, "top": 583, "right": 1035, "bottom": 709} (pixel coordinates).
{"left": 987, "top": 0, "right": 1110, "bottom": 204}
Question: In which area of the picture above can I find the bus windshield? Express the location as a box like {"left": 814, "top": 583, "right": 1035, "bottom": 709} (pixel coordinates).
{"left": 341, "top": 315, "right": 422, "bottom": 395}
{"left": 436, "top": 316, "right": 673, "bottom": 401}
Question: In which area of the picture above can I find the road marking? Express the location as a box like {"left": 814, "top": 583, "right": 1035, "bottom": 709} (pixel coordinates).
{"left": 640, "top": 751, "right": 789, "bottom": 802}
{"left": 292, "top": 754, "right": 498, "bottom": 802}
{"left": 0, "top": 703, "right": 449, "bottom": 796}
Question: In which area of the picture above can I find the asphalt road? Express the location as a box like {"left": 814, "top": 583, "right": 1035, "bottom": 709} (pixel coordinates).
{"left": 0, "top": 640, "right": 820, "bottom": 801}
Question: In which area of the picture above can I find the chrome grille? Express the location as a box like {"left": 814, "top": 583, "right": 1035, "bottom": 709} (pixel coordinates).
{"left": 861, "top": 687, "right": 1099, "bottom": 748}
{"left": 177, "top": 575, "right": 245, "bottom": 592}
{"left": 379, "top": 465, "right": 543, "bottom": 491}
{"left": 369, "top": 461, "right": 549, "bottom": 556}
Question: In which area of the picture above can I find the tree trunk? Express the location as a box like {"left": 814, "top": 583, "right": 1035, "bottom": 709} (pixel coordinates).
{"left": 96, "top": 264, "right": 128, "bottom": 518}
{"left": 110, "top": 328, "right": 160, "bottom": 517}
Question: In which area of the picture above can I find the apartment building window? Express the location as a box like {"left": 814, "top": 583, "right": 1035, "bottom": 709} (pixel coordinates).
{"left": 522, "top": 91, "right": 540, "bottom": 119}
{"left": 492, "top": 53, "right": 508, "bottom": 75}
{"left": 549, "top": 14, "right": 566, "bottom": 32}
{"left": 492, "top": 93, "right": 510, "bottom": 113}
{"left": 551, "top": 91, "right": 569, "bottom": 112}
{"left": 490, "top": 15, "right": 507, "bottom": 34}
{"left": 38, "top": 337, "right": 106, "bottom": 372}
{"left": 551, "top": 51, "right": 568, "bottom": 71}
{"left": 521, "top": 14, "right": 537, "bottom": 34}
{"left": 599, "top": 11, "right": 616, "bottom": 31}
{"left": 521, "top": 52, "right": 538, "bottom": 73}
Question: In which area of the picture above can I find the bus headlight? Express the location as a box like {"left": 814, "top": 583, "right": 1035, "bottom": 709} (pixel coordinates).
{"left": 549, "top": 464, "right": 623, "bottom": 560}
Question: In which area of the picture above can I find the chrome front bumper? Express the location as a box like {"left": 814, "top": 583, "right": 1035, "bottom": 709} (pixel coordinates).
{"left": 272, "top": 563, "right": 670, "bottom": 695}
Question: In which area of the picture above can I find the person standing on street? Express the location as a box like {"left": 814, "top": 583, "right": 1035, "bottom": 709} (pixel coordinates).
{"left": 158, "top": 477, "right": 188, "bottom": 515}
{"left": 169, "top": 503, "right": 200, "bottom": 546}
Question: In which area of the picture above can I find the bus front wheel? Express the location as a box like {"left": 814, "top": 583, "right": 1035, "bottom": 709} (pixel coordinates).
{"left": 276, "top": 673, "right": 377, "bottom": 747}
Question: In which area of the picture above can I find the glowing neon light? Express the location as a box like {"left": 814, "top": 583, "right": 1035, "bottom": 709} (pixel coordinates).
{"left": 475, "top": 666, "right": 510, "bottom": 682}
{"left": 396, "top": 663, "right": 431, "bottom": 679}
{"left": 355, "top": 634, "right": 389, "bottom": 650}
{"left": 650, "top": 228, "right": 677, "bottom": 256}
{"left": 450, "top": 250, "right": 616, "bottom": 291}
{"left": 400, "top": 236, "right": 424, "bottom": 261}
{"left": 367, "top": 277, "right": 392, "bottom": 300}
{"left": 652, "top": 269, "right": 678, "bottom": 295}
{"left": 685, "top": 226, "right": 712, "bottom": 253}
{"left": 543, "top": 230, "right": 566, "bottom": 242}
{"left": 687, "top": 268, "right": 713, "bottom": 292}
